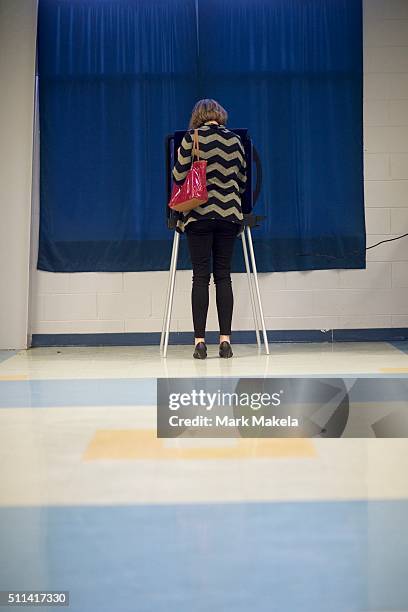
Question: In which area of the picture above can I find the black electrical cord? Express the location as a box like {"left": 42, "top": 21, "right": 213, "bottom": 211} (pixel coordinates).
{"left": 366, "top": 233, "right": 408, "bottom": 250}
{"left": 296, "top": 233, "right": 408, "bottom": 258}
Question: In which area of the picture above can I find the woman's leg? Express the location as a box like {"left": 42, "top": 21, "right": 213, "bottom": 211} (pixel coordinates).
{"left": 212, "top": 221, "right": 239, "bottom": 341}
{"left": 185, "top": 221, "right": 213, "bottom": 343}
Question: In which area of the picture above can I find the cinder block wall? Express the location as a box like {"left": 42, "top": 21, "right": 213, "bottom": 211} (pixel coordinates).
{"left": 30, "top": 0, "right": 408, "bottom": 339}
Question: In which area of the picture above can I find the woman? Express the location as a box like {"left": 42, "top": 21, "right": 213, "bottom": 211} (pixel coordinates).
{"left": 172, "top": 99, "right": 247, "bottom": 359}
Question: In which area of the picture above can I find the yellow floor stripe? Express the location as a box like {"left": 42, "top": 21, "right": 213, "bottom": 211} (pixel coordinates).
{"left": 83, "top": 429, "right": 316, "bottom": 460}
{"left": 0, "top": 374, "right": 29, "bottom": 381}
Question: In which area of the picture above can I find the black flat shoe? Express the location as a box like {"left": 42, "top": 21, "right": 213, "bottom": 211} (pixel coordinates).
{"left": 193, "top": 341, "right": 207, "bottom": 359}
{"left": 219, "top": 341, "right": 233, "bottom": 358}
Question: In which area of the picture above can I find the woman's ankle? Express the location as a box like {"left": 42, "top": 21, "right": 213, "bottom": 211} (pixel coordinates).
{"left": 219, "top": 335, "right": 230, "bottom": 343}
{"left": 195, "top": 337, "right": 205, "bottom": 345}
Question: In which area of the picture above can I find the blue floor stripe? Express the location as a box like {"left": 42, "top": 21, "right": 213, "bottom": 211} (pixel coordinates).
{"left": 0, "top": 350, "right": 17, "bottom": 364}
{"left": 389, "top": 340, "right": 408, "bottom": 355}
{"left": 1, "top": 376, "right": 408, "bottom": 409}
{"left": 0, "top": 378, "right": 156, "bottom": 408}
{"left": 0, "top": 499, "right": 407, "bottom": 612}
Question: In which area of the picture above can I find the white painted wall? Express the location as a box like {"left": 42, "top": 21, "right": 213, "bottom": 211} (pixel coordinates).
{"left": 23, "top": 1, "right": 408, "bottom": 341}
{"left": 0, "top": 0, "right": 38, "bottom": 349}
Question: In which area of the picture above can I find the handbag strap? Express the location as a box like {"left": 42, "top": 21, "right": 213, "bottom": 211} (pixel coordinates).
{"left": 191, "top": 128, "right": 200, "bottom": 166}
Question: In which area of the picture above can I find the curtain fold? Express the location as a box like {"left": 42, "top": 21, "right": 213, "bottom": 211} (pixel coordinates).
{"left": 37, "top": 0, "right": 365, "bottom": 273}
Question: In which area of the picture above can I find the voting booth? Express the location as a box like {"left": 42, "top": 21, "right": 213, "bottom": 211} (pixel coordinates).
{"left": 161, "top": 128, "right": 269, "bottom": 357}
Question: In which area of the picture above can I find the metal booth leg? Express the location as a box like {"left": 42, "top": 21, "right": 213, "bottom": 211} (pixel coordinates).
{"left": 245, "top": 226, "right": 270, "bottom": 355}
{"left": 240, "top": 231, "right": 261, "bottom": 349}
{"left": 160, "top": 230, "right": 180, "bottom": 358}
{"left": 160, "top": 230, "right": 178, "bottom": 353}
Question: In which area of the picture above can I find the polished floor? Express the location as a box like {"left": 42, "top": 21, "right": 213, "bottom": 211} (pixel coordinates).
{"left": 0, "top": 341, "right": 408, "bottom": 611}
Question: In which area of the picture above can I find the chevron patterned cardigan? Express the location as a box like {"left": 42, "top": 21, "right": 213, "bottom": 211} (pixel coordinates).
{"left": 172, "top": 121, "right": 247, "bottom": 232}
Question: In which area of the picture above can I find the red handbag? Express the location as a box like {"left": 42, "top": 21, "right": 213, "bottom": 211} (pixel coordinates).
{"left": 168, "top": 128, "right": 208, "bottom": 213}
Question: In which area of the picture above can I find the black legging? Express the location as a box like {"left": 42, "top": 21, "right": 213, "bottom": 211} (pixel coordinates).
{"left": 185, "top": 218, "right": 240, "bottom": 338}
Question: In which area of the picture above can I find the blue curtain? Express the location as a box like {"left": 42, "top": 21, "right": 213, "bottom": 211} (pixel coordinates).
{"left": 37, "top": 0, "right": 198, "bottom": 271}
{"left": 37, "top": 0, "right": 365, "bottom": 273}
{"left": 199, "top": 0, "right": 365, "bottom": 272}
